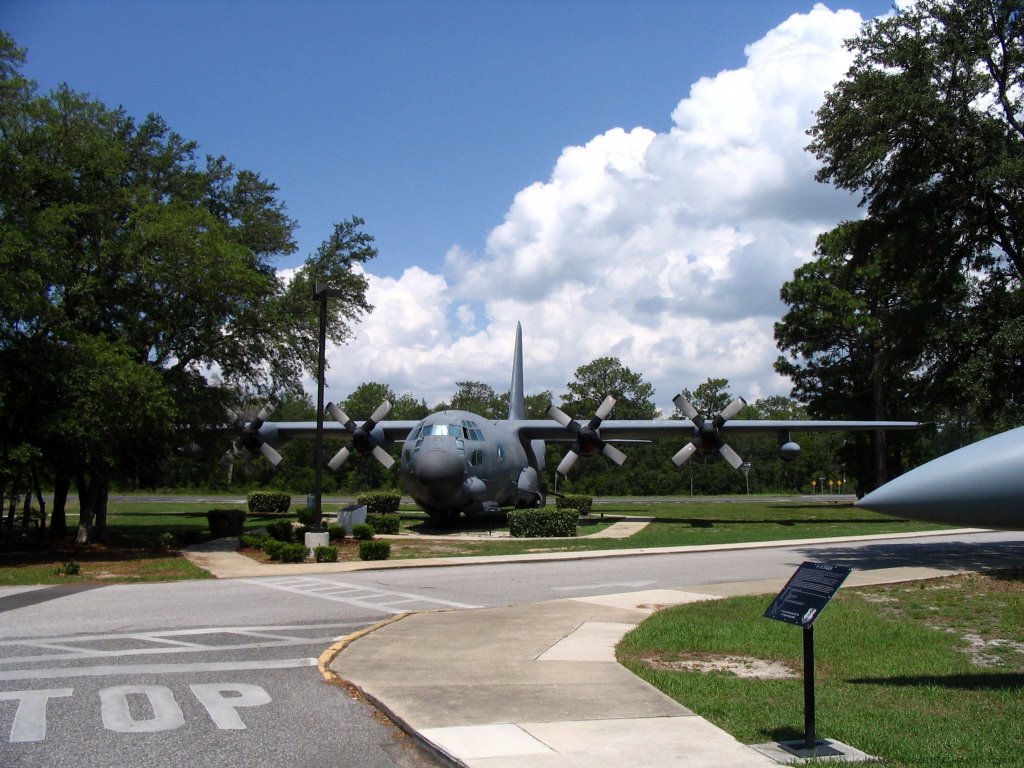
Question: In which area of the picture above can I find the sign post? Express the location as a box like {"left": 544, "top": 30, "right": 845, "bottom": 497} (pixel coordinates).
{"left": 764, "top": 561, "right": 851, "bottom": 757}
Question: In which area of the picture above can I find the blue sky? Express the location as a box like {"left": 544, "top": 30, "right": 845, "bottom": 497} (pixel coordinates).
{"left": 4, "top": 1, "right": 896, "bottom": 411}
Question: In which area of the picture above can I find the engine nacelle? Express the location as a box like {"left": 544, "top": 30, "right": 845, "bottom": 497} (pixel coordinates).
{"left": 778, "top": 441, "right": 801, "bottom": 461}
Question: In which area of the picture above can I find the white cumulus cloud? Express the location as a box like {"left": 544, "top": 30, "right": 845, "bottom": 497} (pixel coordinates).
{"left": 317, "top": 4, "right": 873, "bottom": 415}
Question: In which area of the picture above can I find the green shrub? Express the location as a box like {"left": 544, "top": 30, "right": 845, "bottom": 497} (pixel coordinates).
{"left": 264, "top": 539, "right": 285, "bottom": 560}
{"left": 296, "top": 506, "right": 316, "bottom": 526}
{"left": 157, "top": 531, "right": 176, "bottom": 550}
{"left": 207, "top": 508, "right": 247, "bottom": 537}
{"left": 367, "top": 513, "right": 400, "bottom": 535}
{"left": 508, "top": 509, "right": 577, "bottom": 538}
{"left": 357, "top": 492, "right": 401, "bottom": 515}
{"left": 358, "top": 540, "right": 391, "bottom": 561}
{"left": 314, "top": 545, "right": 338, "bottom": 563}
{"left": 246, "top": 490, "right": 292, "bottom": 515}
{"left": 239, "top": 533, "right": 272, "bottom": 550}
{"left": 352, "top": 523, "right": 375, "bottom": 541}
{"left": 265, "top": 520, "right": 294, "bottom": 542}
{"left": 327, "top": 524, "right": 346, "bottom": 542}
{"left": 556, "top": 494, "right": 593, "bottom": 515}
{"left": 279, "top": 542, "right": 308, "bottom": 563}
{"left": 56, "top": 560, "right": 80, "bottom": 576}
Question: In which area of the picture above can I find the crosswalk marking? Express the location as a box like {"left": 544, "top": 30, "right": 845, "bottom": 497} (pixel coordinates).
{"left": 244, "top": 576, "right": 480, "bottom": 614}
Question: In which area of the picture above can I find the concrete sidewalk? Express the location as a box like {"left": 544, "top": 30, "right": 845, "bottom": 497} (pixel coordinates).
{"left": 327, "top": 565, "right": 966, "bottom": 767}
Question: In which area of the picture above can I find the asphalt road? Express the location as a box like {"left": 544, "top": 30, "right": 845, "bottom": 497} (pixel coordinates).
{"left": 2, "top": 528, "right": 1022, "bottom": 767}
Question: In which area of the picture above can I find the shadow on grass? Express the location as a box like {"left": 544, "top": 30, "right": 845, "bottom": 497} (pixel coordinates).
{"left": 850, "top": 673, "right": 1024, "bottom": 691}
{"left": 760, "top": 726, "right": 804, "bottom": 742}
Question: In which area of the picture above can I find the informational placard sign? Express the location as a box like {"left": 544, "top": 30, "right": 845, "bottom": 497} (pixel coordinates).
{"left": 764, "top": 561, "right": 851, "bottom": 627}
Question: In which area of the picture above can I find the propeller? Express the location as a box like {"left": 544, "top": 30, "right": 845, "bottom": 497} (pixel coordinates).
{"left": 326, "top": 400, "right": 395, "bottom": 470}
{"left": 547, "top": 395, "right": 628, "bottom": 476}
{"left": 220, "top": 402, "right": 283, "bottom": 467}
{"left": 671, "top": 395, "right": 747, "bottom": 469}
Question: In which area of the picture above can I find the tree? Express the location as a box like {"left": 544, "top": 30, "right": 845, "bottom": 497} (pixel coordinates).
{"left": 809, "top": 0, "right": 1024, "bottom": 279}
{"left": 560, "top": 357, "right": 657, "bottom": 420}
{"left": 449, "top": 381, "right": 502, "bottom": 419}
{"left": 0, "top": 37, "right": 376, "bottom": 540}
{"left": 674, "top": 378, "right": 734, "bottom": 418}
{"left": 774, "top": 221, "right": 959, "bottom": 488}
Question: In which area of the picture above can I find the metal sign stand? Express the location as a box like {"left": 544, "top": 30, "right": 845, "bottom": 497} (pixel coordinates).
{"left": 764, "top": 561, "right": 851, "bottom": 759}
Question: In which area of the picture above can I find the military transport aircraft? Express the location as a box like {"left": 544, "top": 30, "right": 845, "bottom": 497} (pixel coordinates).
{"left": 856, "top": 426, "right": 1024, "bottom": 529}
{"left": 227, "top": 324, "right": 922, "bottom": 522}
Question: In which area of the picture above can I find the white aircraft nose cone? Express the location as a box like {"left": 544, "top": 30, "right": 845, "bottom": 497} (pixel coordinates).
{"left": 857, "top": 427, "right": 1024, "bottom": 528}
{"left": 413, "top": 449, "right": 464, "bottom": 504}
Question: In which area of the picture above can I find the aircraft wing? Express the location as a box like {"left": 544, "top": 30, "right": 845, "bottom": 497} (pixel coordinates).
{"left": 510, "top": 419, "right": 922, "bottom": 441}
{"left": 258, "top": 420, "right": 419, "bottom": 445}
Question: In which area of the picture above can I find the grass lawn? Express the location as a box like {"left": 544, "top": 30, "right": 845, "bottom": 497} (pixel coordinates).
{"left": 0, "top": 496, "right": 950, "bottom": 583}
{"left": 384, "top": 499, "right": 949, "bottom": 559}
{"left": 617, "top": 569, "right": 1024, "bottom": 768}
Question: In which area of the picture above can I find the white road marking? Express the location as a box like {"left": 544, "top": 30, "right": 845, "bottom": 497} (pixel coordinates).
{"left": 245, "top": 576, "right": 480, "bottom": 613}
{"left": 551, "top": 580, "right": 657, "bottom": 591}
{"left": 0, "top": 622, "right": 361, "bottom": 665}
{"left": 0, "top": 657, "right": 316, "bottom": 681}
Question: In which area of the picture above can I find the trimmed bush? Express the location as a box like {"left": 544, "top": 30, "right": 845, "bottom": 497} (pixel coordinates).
{"left": 247, "top": 490, "right": 292, "bottom": 515}
{"left": 556, "top": 494, "right": 593, "bottom": 515}
{"left": 357, "top": 492, "right": 401, "bottom": 515}
{"left": 296, "top": 506, "right": 316, "bottom": 526}
{"left": 279, "top": 542, "right": 308, "bottom": 563}
{"left": 367, "top": 513, "right": 400, "bottom": 535}
{"left": 264, "top": 539, "right": 285, "bottom": 560}
{"left": 327, "top": 524, "right": 346, "bottom": 542}
{"left": 265, "top": 520, "right": 294, "bottom": 542}
{"left": 207, "top": 508, "right": 247, "bottom": 537}
{"left": 314, "top": 545, "right": 338, "bottom": 563}
{"left": 240, "top": 533, "right": 273, "bottom": 550}
{"left": 358, "top": 540, "right": 391, "bottom": 561}
{"left": 508, "top": 509, "right": 578, "bottom": 538}
{"left": 352, "top": 523, "right": 375, "bottom": 541}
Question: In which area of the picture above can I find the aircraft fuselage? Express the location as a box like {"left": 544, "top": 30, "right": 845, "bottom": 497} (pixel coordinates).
{"left": 400, "top": 409, "right": 544, "bottom": 518}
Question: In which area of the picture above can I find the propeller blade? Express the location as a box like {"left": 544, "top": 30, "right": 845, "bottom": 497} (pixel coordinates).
{"left": 672, "top": 394, "right": 700, "bottom": 422}
{"left": 326, "top": 402, "right": 352, "bottom": 429}
{"left": 371, "top": 445, "right": 396, "bottom": 470}
{"left": 259, "top": 442, "right": 284, "bottom": 467}
{"left": 327, "top": 446, "right": 352, "bottom": 471}
{"left": 557, "top": 450, "right": 580, "bottom": 476}
{"left": 547, "top": 404, "right": 576, "bottom": 429}
{"left": 595, "top": 395, "right": 616, "bottom": 420}
{"left": 602, "top": 443, "right": 628, "bottom": 466}
{"left": 719, "top": 396, "right": 747, "bottom": 423}
{"left": 672, "top": 440, "right": 700, "bottom": 467}
{"left": 255, "top": 403, "right": 276, "bottom": 423}
{"left": 718, "top": 442, "right": 744, "bottom": 469}
{"left": 368, "top": 400, "right": 392, "bottom": 425}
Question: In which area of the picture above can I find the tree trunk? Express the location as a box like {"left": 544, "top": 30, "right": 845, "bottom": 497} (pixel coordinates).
{"left": 50, "top": 472, "right": 70, "bottom": 539}
{"left": 31, "top": 462, "right": 46, "bottom": 535}
{"left": 872, "top": 369, "right": 888, "bottom": 489}
{"left": 75, "top": 471, "right": 98, "bottom": 545}
{"left": 93, "top": 480, "right": 109, "bottom": 539}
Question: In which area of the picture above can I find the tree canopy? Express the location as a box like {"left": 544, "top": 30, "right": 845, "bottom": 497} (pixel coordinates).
{"left": 776, "top": 0, "right": 1023, "bottom": 489}
{"left": 0, "top": 33, "right": 376, "bottom": 540}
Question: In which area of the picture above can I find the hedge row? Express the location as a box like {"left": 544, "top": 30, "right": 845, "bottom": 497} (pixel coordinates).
{"left": 357, "top": 492, "right": 401, "bottom": 515}
{"left": 555, "top": 494, "right": 593, "bottom": 515}
{"left": 207, "top": 509, "right": 246, "bottom": 537}
{"left": 247, "top": 491, "right": 292, "bottom": 515}
{"left": 367, "top": 513, "right": 400, "bottom": 535}
{"left": 507, "top": 509, "right": 578, "bottom": 538}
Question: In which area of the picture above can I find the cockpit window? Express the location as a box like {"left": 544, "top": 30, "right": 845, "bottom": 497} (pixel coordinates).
{"left": 461, "top": 420, "right": 485, "bottom": 441}
{"left": 419, "top": 423, "right": 464, "bottom": 438}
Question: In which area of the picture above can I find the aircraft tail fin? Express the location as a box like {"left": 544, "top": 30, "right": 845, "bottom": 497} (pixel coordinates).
{"left": 508, "top": 322, "right": 526, "bottom": 420}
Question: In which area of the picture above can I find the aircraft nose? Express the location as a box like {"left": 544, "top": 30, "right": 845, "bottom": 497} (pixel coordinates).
{"left": 412, "top": 449, "right": 464, "bottom": 504}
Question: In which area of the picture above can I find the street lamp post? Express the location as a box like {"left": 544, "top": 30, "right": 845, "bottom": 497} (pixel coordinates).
{"left": 312, "top": 283, "right": 345, "bottom": 528}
